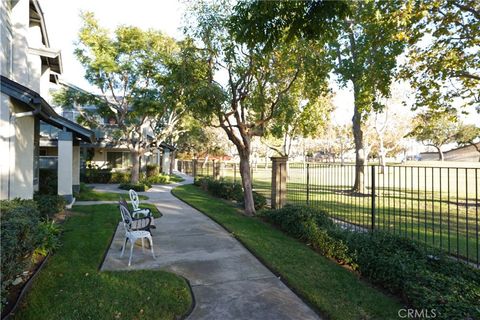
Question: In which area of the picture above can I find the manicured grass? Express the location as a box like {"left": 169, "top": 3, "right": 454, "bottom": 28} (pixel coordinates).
{"left": 75, "top": 185, "right": 148, "bottom": 201}
{"left": 218, "top": 165, "right": 479, "bottom": 262}
{"left": 14, "top": 204, "right": 191, "bottom": 320}
{"left": 172, "top": 184, "right": 403, "bottom": 320}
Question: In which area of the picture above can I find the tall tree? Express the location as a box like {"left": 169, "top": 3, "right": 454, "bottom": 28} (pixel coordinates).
{"left": 263, "top": 90, "right": 333, "bottom": 158}
{"left": 230, "top": 0, "right": 418, "bottom": 193}
{"left": 405, "top": 0, "right": 480, "bottom": 114}
{"left": 454, "top": 123, "right": 480, "bottom": 161}
{"left": 330, "top": 0, "right": 419, "bottom": 192}
{"left": 55, "top": 13, "right": 197, "bottom": 183}
{"left": 184, "top": 1, "right": 335, "bottom": 215}
{"left": 408, "top": 111, "right": 459, "bottom": 161}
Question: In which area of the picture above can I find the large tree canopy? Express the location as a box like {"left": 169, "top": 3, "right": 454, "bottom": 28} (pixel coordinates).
{"left": 405, "top": 0, "right": 480, "bottom": 114}
{"left": 54, "top": 12, "right": 202, "bottom": 183}
{"left": 181, "top": 0, "right": 343, "bottom": 215}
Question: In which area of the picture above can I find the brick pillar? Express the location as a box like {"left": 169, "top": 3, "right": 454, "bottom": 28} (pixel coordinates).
{"left": 271, "top": 156, "right": 288, "bottom": 209}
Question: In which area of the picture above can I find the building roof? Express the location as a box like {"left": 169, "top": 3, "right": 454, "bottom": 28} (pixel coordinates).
{"left": 1, "top": 75, "right": 95, "bottom": 143}
{"left": 29, "top": 0, "right": 63, "bottom": 74}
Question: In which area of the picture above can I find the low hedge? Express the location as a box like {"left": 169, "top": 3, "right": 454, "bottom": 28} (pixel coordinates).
{"left": 33, "top": 194, "right": 66, "bottom": 220}
{"left": 262, "top": 205, "right": 480, "bottom": 319}
{"left": 194, "top": 177, "right": 266, "bottom": 210}
{"left": 119, "top": 182, "right": 151, "bottom": 192}
{"left": 0, "top": 199, "right": 61, "bottom": 309}
{"left": 145, "top": 173, "right": 171, "bottom": 185}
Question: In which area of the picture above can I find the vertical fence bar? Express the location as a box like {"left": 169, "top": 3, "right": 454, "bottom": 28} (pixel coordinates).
{"left": 306, "top": 163, "right": 310, "bottom": 206}
{"left": 476, "top": 168, "right": 479, "bottom": 267}
{"left": 371, "top": 165, "right": 376, "bottom": 231}
{"left": 456, "top": 168, "right": 459, "bottom": 259}
{"left": 465, "top": 168, "right": 469, "bottom": 263}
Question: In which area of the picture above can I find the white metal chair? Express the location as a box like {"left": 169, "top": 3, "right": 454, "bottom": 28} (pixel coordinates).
{"left": 119, "top": 205, "right": 155, "bottom": 266}
{"left": 129, "top": 189, "right": 152, "bottom": 218}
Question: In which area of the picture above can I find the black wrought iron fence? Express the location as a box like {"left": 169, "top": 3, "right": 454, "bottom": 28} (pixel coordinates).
{"left": 288, "top": 162, "right": 480, "bottom": 266}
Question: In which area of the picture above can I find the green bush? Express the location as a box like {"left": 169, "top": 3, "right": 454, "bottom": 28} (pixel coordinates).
{"left": 110, "top": 171, "right": 131, "bottom": 183}
{"left": 146, "top": 164, "right": 159, "bottom": 178}
{"left": 83, "top": 169, "right": 112, "bottom": 183}
{"left": 146, "top": 173, "right": 171, "bottom": 184}
{"left": 38, "top": 169, "right": 57, "bottom": 195}
{"left": 251, "top": 191, "right": 267, "bottom": 210}
{"left": 261, "top": 205, "right": 353, "bottom": 265}
{"left": 194, "top": 177, "right": 265, "bottom": 210}
{"left": 33, "top": 194, "right": 66, "bottom": 220}
{"left": 34, "top": 220, "right": 62, "bottom": 256}
{"left": 0, "top": 199, "right": 42, "bottom": 306}
{"left": 118, "top": 182, "right": 150, "bottom": 192}
{"left": 264, "top": 205, "right": 480, "bottom": 319}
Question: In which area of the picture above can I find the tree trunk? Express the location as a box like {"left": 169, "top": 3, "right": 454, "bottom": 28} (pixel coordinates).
{"left": 352, "top": 92, "right": 365, "bottom": 193}
{"left": 131, "top": 150, "right": 140, "bottom": 183}
{"left": 239, "top": 152, "right": 255, "bottom": 216}
{"left": 435, "top": 146, "right": 444, "bottom": 161}
{"left": 169, "top": 149, "right": 176, "bottom": 175}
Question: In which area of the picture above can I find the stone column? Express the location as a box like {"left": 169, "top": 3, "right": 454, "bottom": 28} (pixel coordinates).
{"left": 72, "top": 144, "right": 80, "bottom": 193}
{"left": 162, "top": 149, "right": 171, "bottom": 174}
{"left": 271, "top": 156, "right": 288, "bottom": 209}
{"left": 58, "top": 131, "right": 73, "bottom": 205}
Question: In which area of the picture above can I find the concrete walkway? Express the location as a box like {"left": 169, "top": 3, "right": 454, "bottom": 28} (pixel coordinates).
{"left": 99, "top": 173, "right": 320, "bottom": 320}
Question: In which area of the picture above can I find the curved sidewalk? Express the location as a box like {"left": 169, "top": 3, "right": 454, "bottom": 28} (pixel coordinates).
{"left": 101, "top": 173, "right": 320, "bottom": 320}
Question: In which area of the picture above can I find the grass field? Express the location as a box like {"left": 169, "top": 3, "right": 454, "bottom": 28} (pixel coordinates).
{"left": 172, "top": 184, "right": 403, "bottom": 320}
{"left": 193, "top": 161, "right": 480, "bottom": 265}
{"left": 15, "top": 204, "right": 192, "bottom": 320}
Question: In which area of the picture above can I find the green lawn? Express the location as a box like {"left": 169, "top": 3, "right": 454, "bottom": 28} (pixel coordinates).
{"left": 14, "top": 204, "right": 192, "bottom": 320}
{"left": 217, "top": 164, "right": 480, "bottom": 263}
{"left": 75, "top": 184, "right": 148, "bottom": 201}
{"left": 172, "top": 184, "right": 403, "bottom": 320}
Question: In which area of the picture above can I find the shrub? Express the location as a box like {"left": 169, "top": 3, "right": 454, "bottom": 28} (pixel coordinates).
{"left": 261, "top": 205, "right": 352, "bottom": 265}
{"left": 0, "top": 199, "right": 42, "bottom": 306}
{"left": 83, "top": 169, "right": 112, "bottom": 183}
{"left": 34, "top": 220, "right": 62, "bottom": 256}
{"left": 110, "top": 171, "right": 131, "bottom": 183}
{"left": 119, "top": 182, "right": 150, "bottom": 192}
{"left": 38, "top": 169, "right": 57, "bottom": 195}
{"left": 251, "top": 191, "right": 267, "bottom": 210}
{"left": 146, "top": 164, "right": 159, "bottom": 178}
{"left": 264, "top": 205, "right": 480, "bottom": 319}
{"left": 33, "top": 194, "right": 66, "bottom": 220}
{"left": 194, "top": 177, "right": 266, "bottom": 210}
{"left": 146, "top": 173, "right": 170, "bottom": 184}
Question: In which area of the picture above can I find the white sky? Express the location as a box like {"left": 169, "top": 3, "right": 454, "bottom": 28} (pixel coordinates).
{"left": 40, "top": 0, "right": 477, "bottom": 127}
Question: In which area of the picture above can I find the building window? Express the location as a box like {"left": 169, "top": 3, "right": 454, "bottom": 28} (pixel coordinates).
{"left": 107, "top": 151, "right": 130, "bottom": 168}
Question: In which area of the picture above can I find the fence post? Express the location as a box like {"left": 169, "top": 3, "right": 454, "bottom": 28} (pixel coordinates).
{"left": 371, "top": 165, "right": 376, "bottom": 231}
{"left": 306, "top": 163, "right": 310, "bottom": 206}
{"left": 271, "top": 156, "right": 288, "bottom": 209}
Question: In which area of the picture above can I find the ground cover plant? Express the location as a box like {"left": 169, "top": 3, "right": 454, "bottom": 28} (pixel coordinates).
{"left": 14, "top": 204, "right": 192, "bottom": 320}
{"left": 172, "top": 184, "right": 403, "bottom": 320}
